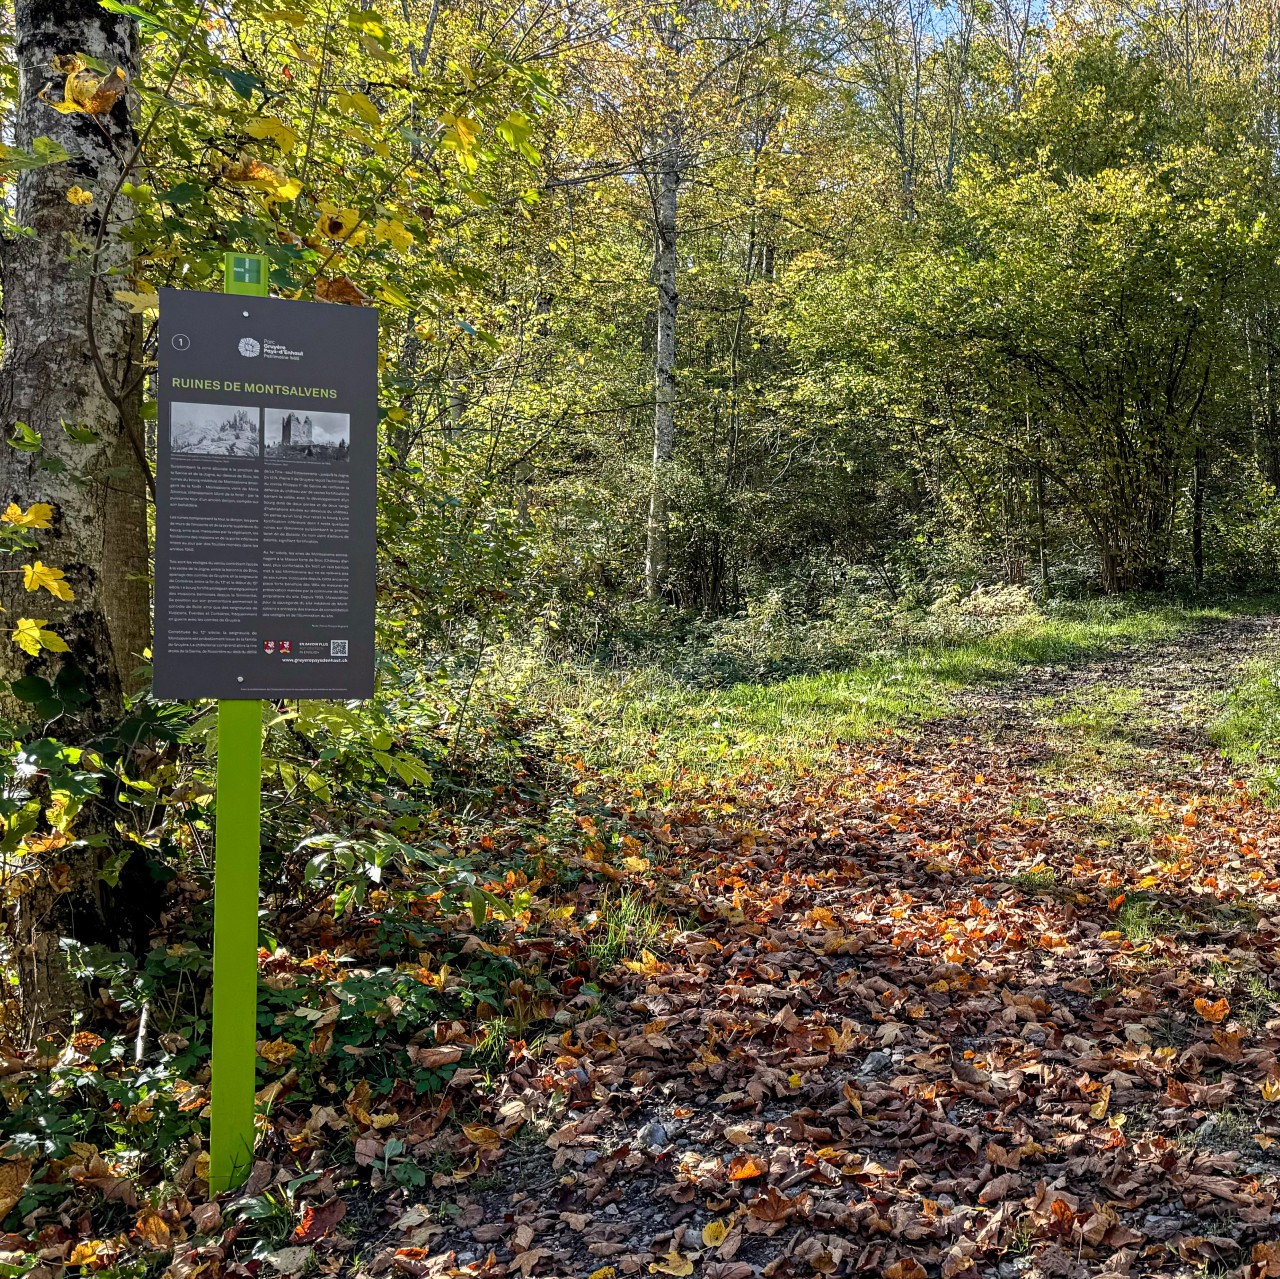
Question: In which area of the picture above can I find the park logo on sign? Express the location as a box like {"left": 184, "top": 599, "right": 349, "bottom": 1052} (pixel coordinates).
{"left": 238, "top": 337, "right": 261, "bottom": 357}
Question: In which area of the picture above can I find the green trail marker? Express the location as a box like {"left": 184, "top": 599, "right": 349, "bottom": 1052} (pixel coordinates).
{"left": 210, "top": 251, "right": 269, "bottom": 1193}
{"left": 224, "top": 251, "right": 268, "bottom": 295}
{"left": 155, "top": 251, "right": 378, "bottom": 1192}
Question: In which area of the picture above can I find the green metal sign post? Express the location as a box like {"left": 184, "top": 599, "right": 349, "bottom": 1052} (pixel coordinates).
{"left": 208, "top": 251, "right": 269, "bottom": 1193}
{"left": 160, "top": 249, "right": 375, "bottom": 1189}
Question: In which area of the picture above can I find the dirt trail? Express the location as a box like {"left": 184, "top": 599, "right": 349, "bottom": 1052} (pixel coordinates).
{"left": 944, "top": 612, "right": 1280, "bottom": 772}
{"left": 403, "top": 616, "right": 1280, "bottom": 1279}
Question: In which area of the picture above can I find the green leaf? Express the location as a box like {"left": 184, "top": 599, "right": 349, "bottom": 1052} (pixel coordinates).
{"left": 9, "top": 422, "right": 41, "bottom": 452}
{"left": 213, "top": 66, "right": 263, "bottom": 100}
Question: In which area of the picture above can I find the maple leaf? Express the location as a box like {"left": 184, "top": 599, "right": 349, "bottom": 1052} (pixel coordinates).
{"left": 245, "top": 116, "right": 299, "bottom": 153}
{"left": 648, "top": 1251, "right": 694, "bottom": 1277}
{"left": 441, "top": 112, "right": 481, "bottom": 150}
{"left": 23, "top": 560, "right": 72, "bottom": 600}
{"left": 134, "top": 1208, "right": 171, "bottom": 1249}
{"left": 2, "top": 501, "right": 53, "bottom": 528}
{"left": 702, "top": 1219, "right": 729, "bottom": 1247}
{"left": 727, "top": 1153, "right": 767, "bottom": 1180}
{"left": 1194, "top": 997, "right": 1231, "bottom": 1023}
{"left": 222, "top": 156, "right": 301, "bottom": 200}
{"left": 68, "top": 1240, "right": 108, "bottom": 1267}
{"left": 43, "top": 66, "right": 127, "bottom": 115}
{"left": 337, "top": 91, "right": 381, "bottom": 124}
{"left": 114, "top": 288, "right": 160, "bottom": 315}
{"left": 314, "top": 205, "right": 364, "bottom": 242}
{"left": 316, "top": 275, "right": 372, "bottom": 305}
{"left": 512, "top": 1249, "right": 551, "bottom": 1276}
{"left": 12, "top": 617, "right": 69, "bottom": 655}
{"left": 373, "top": 218, "right": 415, "bottom": 253}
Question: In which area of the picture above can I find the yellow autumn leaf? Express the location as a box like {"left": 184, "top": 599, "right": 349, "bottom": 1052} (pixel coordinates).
{"left": 1260, "top": 1077, "right": 1280, "bottom": 1102}
{"left": 135, "top": 1207, "right": 171, "bottom": 1249}
{"left": 336, "top": 91, "right": 380, "bottom": 125}
{"left": 13, "top": 618, "right": 68, "bottom": 656}
{"left": 11, "top": 619, "right": 41, "bottom": 656}
{"left": 257, "top": 1038, "right": 298, "bottom": 1066}
{"left": 43, "top": 66, "right": 127, "bottom": 116}
{"left": 373, "top": 218, "right": 414, "bottom": 253}
{"left": 69, "top": 1239, "right": 107, "bottom": 1267}
{"left": 3, "top": 502, "right": 54, "bottom": 528}
{"left": 66, "top": 185, "right": 93, "bottom": 205}
{"left": 701, "top": 1219, "right": 728, "bottom": 1247}
{"left": 442, "top": 112, "right": 480, "bottom": 150}
{"left": 588, "top": 1269, "right": 616, "bottom": 1279}
{"left": 462, "top": 1123, "right": 501, "bottom": 1148}
{"left": 315, "top": 206, "right": 364, "bottom": 243}
{"left": 1088, "top": 1084, "right": 1111, "bottom": 1120}
{"left": 23, "top": 560, "right": 73, "bottom": 600}
{"left": 222, "top": 157, "right": 301, "bottom": 201}
{"left": 114, "top": 288, "right": 160, "bottom": 315}
{"left": 648, "top": 1251, "right": 693, "bottom": 1277}
{"left": 244, "top": 116, "right": 300, "bottom": 153}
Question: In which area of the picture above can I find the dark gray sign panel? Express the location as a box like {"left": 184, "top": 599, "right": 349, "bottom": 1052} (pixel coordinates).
{"left": 154, "top": 289, "right": 378, "bottom": 700}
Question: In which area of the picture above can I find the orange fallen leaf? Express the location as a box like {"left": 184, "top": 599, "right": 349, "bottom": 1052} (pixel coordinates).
{"left": 727, "top": 1153, "right": 767, "bottom": 1180}
{"left": 1194, "top": 997, "right": 1230, "bottom": 1024}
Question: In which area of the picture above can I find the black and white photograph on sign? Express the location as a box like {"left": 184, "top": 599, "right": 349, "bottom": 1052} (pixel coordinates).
{"left": 170, "top": 402, "right": 260, "bottom": 457}
{"left": 265, "top": 408, "right": 350, "bottom": 462}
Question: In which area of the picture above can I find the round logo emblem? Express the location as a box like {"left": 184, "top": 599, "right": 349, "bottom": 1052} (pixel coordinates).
{"left": 238, "top": 337, "right": 261, "bottom": 357}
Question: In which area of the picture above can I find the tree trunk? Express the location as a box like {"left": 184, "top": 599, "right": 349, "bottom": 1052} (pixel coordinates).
{"left": 644, "top": 146, "right": 679, "bottom": 602}
{"left": 1192, "top": 445, "right": 1206, "bottom": 589}
{"left": 0, "top": 0, "right": 150, "bottom": 1041}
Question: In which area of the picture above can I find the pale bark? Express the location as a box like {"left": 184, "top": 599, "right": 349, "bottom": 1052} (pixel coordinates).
{"left": 0, "top": 0, "right": 151, "bottom": 1040}
{"left": 644, "top": 147, "right": 680, "bottom": 602}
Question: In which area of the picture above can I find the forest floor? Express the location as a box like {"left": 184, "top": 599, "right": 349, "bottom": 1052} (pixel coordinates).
{"left": 362, "top": 612, "right": 1280, "bottom": 1279}
{"left": 15, "top": 608, "right": 1280, "bottom": 1279}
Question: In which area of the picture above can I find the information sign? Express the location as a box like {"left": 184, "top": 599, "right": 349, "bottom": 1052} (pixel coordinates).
{"left": 155, "top": 289, "right": 377, "bottom": 699}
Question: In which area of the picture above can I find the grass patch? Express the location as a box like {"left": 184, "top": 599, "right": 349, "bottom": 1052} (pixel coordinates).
{"left": 1213, "top": 659, "right": 1280, "bottom": 798}
{"left": 510, "top": 599, "right": 1245, "bottom": 781}
{"left": 1010, "top": 866, "right": 1057, "bottom": 893}
{"left": 587, "top": 890, "right": 669, "bottom": 972}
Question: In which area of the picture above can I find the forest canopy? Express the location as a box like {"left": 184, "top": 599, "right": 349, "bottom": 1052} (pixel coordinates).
{"left": 7, "top": 0, "right": 1280, "bottom": 663}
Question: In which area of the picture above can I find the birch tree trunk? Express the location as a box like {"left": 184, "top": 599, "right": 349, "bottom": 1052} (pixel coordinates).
{"left": 644, "top": 146, "right": 679, "bottom": 601}
{"left": 0, "top": 0, "right": 151, "bottom": 1040}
